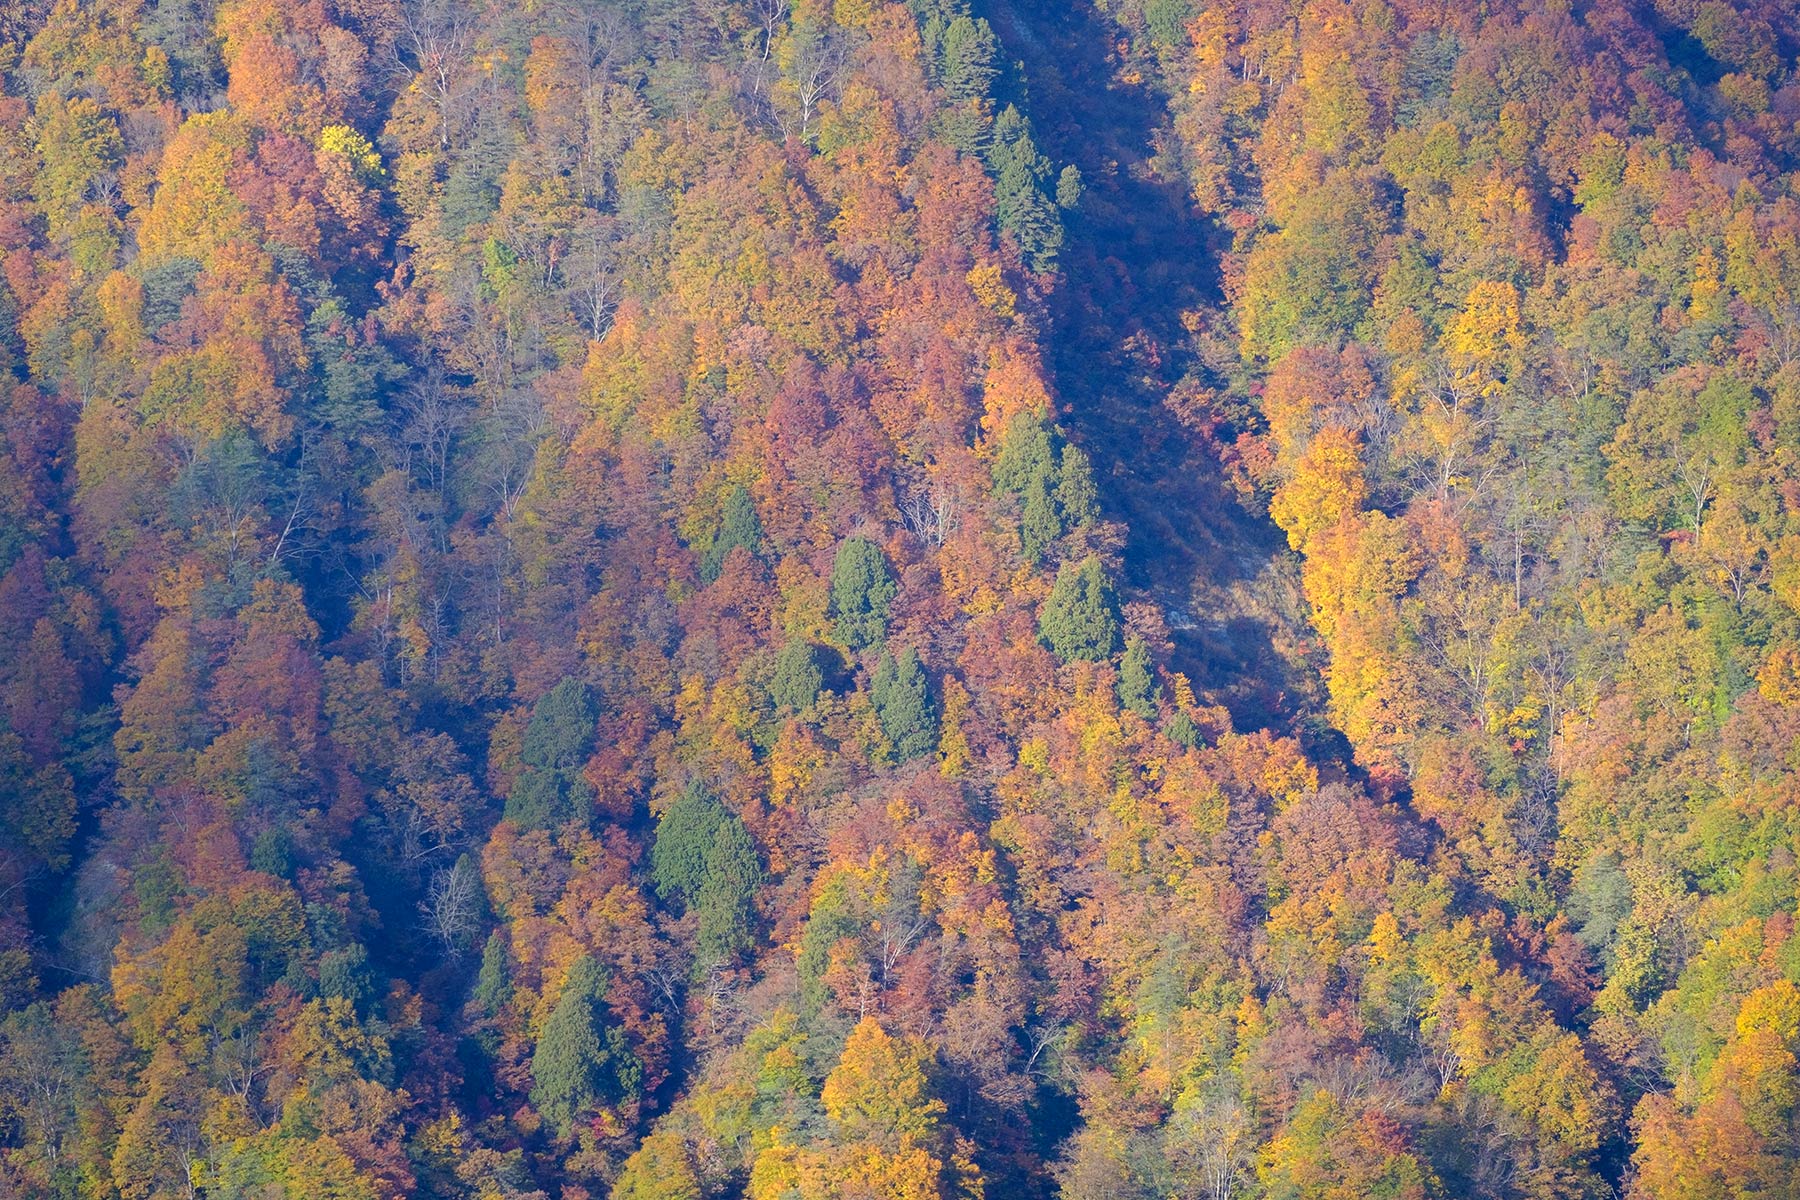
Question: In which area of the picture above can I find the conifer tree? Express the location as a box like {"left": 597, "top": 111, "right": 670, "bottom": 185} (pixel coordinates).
{"left": 937, "top": 15, "right": 998, "bottom": 102}
{"left": 1166, "top": 710, "right": 1199, "bottom": 749}
{"left": 830, "top": 537, "right": 897, "bottom": 652}
{"left": 770, "top": 640, "right": 825, "bottom": 713}
{"left": 474, "top": 931, "right": 511, "bottom": 1017}
{"left": 318, "top": 943, "right": 372, "bottom": 1012}
{"left": 651, "top": 783, "right": 763, "bottom": 971}
{"left": 1020, "top": 470, "right": 1060, "bottom": 565}
{"left": 871, "top": 647, "right": 936, "bottom": 763}
{"left": 1057, "top": 443, "right": 1100, "bottom": 528}
{"left": 1118, "top": 636, "right": 1159, "bottom": 718}
{"left": 530, "top": 956, "right": 641, "bottom": 1137}
{"left": 504, "top": 678, "right": 598, "bottom": 830}
{"left": 992, "top": 414, "right": 1056, "bottom": 496}
{"left": 692, "top": 815, "right": 761, "bottom": 968}
{"left": 1056, "top": 164, "right": 1084, "bottom": 209}
{"left": 701, "top": 484, "right": 762, "bottom": 583}
{"left": 989, "top": 106, "right": 1063, "bottom": 272}
{"left": 650, "top": 781, "right": 726, "bottom": 904}
{"left": 1040, "top": 556, "right": 1120, "bottom": 663}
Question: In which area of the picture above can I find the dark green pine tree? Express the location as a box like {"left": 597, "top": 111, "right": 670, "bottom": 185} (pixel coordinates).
{"left": 769, "top": 640, "right": 825, "bottom": 713}
{"left": 650, "top": 781, "right": 727, "bottom": 904}
{"left": 649, "top": 782, "right": 763, "bottom": 973}
{"left": 701, "top": 484, "right": 762, "bottom": 582}
{"left": 1056, "top": 164, "right": 1084, "bottom": 210}
{"left": 1020, "top": 469, "right": 1061, "bottom": 565}
{"left": 992, "top": 413, "right": 1057, "bottom": 496}
{"left": 692, "top": 815, "right": 761, "bottom": 969}
{"left": 1118, "top": 635, "right": 1159, "bottom": 718}
{"left": 989, "top": 106, "right": 1064, "bottom": 273}
{"left": 504, "top": 678, "right": 599, "bottom": 830}
{"left": 936, "top": 15, "right": 998, "bottom": 101}
{"left": 1040, "top": 556, "right": 1120, "bottom": 663}
{"left": 529, "top": 955, "right": 642, "bottom": 1137}
{"left": 830, "top": 536, "right": 898, "bottom": 651}
{"left": 1056, "top": 443, "right": 1100, "bottom": 528}
{"left": 871, "top": 647, "right": 937, "bottom": 763}
{"left": 473, "top": 930, "right": 512, "bottom": 1017}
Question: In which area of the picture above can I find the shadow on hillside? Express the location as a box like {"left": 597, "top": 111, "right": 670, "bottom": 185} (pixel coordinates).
{"left": 979, "top": 1, "right": 1318, "bottom": 738}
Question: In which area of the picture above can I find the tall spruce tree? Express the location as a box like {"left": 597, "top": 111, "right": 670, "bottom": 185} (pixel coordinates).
{"left": 1118, "top": 636, "right": 1159, "bottom": 718}
{"left": 1040, "top": 556, "right": 1120, "bottom": 663}
{"left": 830, "top": 536, "right": 898, "bottom": 651}
{"left": 504, "top": 678, "right": 599, "bottom": 830}
{"left": 989, "top": 106, "right": 1064, "bottom": 272}
{"left": 1020, "top": 470, "right": 1060, "bottom": 565}
{"left": 530, "top": 956, "right": 641, "bottom": 1137}
{"left": 871, "top": 647, "right": 936, "bottom": 763}
{"left": 1056, "top": 443, "right": 1100, "bottom": 528}
{"left": 701, "top": 484, "right": 761, "bottom": 582}
{"left": 473, "top": 930, "right": 512, "bottom": 1017}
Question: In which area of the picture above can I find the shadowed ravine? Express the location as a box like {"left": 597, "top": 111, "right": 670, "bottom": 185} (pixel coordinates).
{"left": 978, "top": 1, "right": 1325, "bottom": 742}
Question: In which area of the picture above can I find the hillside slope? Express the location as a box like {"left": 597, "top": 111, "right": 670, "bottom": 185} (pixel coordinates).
{"left": 0, "top": 2, "right": 1798, "bottom": 1200}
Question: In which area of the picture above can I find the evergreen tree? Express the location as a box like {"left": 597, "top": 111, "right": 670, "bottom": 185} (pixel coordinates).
{"left": 992, "top": 413, "right": 1056, "bottom": 495}
{"left": 650, "top": 782, "right": 762, "bottom": 972}
{"left": 1056, "top": 164, "right": 1084, "bottom": 209}
{"left": 249, "top": 826, "right": 294, "bottom": 878}
{"left": 307, "top": 298, "right": 405, "bottom": 435}
{"left": 474, "top": 930, "right": 512, "bottom": 1016}
{"left": 769, "top": 640, "right": 825, "bottom": 713}
{"left": 521, "top": 678, "right": 599, "bottom": 770}
{"left": 317, "top": 943, "right": 372, "bottom": 1013}
{"left": 504, "top": 678, "right": 599, "bottom": 830}
{"left": 989, "top": 106, "right": 1064, "bottom": 272}
{"left": 830, "top": 536, "right": 898, "bottom": 651}
{"left": 1166, "top": 710, "right": 1199, "bottom": 749}
{"left": 933, "top": 101, "right": 994, "bottom": 156}
{"left": 871, "top": 647, "right": 937, "bottom": 763}
{"left": 1057, "top": 443, "right": 1100, "bottom": 528}
{"left": 1020, "top": 469, "right": 1061, "bottom": 564}
{"left": 1040, "top": 556, "right": 1120, "bottom": 663}
{"left": 693, "top": 815, "right": 761, "bottom": 968}
{"left": 529, "top": 956, "right": 641, "bottom": 1137}
{"left": 937, "top": 15, "right": 998, "bottom": 102}
{"left": 701, "top": 484, "right": 762, "bottom": 582}
{"left": 1118, "top": 636, "right": 1159, "bottom": 718}
{"left": 650, "top": 781, "right": 726, "bottom": 904}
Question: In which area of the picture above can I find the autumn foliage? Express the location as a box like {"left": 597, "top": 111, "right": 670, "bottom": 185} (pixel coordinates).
{"left": 0, "top": 1, "right": 1798, "bottom": 1199}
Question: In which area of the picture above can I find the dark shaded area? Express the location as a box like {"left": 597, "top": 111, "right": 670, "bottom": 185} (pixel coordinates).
{"left": 980, "top": 0, "right": 1318, "bottom": 739}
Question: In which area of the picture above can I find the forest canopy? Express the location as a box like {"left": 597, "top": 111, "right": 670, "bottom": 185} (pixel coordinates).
{"left": 1, "top": 0, "right": 1799, "bottom": 1198}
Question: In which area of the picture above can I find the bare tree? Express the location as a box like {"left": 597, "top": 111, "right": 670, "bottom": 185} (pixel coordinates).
{"left": 901, "top": 484, "right": 960, "bottom": 546}
{"left": 391, "top": 0, "right": 478, "bottom": 150}
{"left": 567, "top": 215, "right": 625, "bottom": 339}
{"left": 422, "top": 856, "right": 483, "bottom": 958}
{"left": 1493, "top": 471, "right": 1548, "bottom": 610}
{"left": 398, "top": 366, "right": 465, "bottom": 516}
{"left": 771, "top": 22, "right": 847, "bottom": 143}
{"left": 1169, "top": 1091, "right": 1253, "bottom": 1200}
{"left": 746, "top": 0, "right": 791, "bottom": 110}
